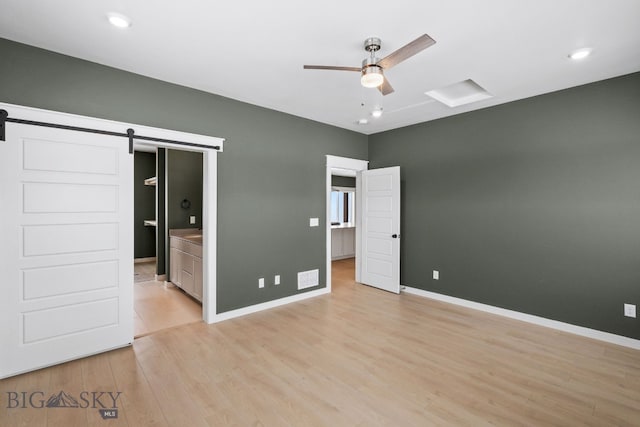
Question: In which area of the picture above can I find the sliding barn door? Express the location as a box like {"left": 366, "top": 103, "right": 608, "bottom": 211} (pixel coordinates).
{"left": 0, "top": 123, "right": 133, "bottom": 378}
{"left": 360, "top": 166, "right": 401, "bottom": 293}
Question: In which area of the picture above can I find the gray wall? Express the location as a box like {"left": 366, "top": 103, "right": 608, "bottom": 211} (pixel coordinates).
{"left": 166, "top": 149, "right": 203, "bottom": 279}
{"left": 167, "top": 149, "right": 203, "bottom": 230}
{"left": 133, "top": 151, "right": 156, "bottom": 258}
{"left": 331, "top": 175, "right": 356, "bottom": 188}
{"left": 0, "top": 38, "right": 368, "bottom": 313}
{"left": 368, "top": 72, "right": 640, "bottom": 339}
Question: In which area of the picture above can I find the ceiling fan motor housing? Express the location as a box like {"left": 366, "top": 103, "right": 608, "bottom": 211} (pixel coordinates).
{"left": 362, "top": 56, "right": 381, "bottom": 70}
{"left": 364, "top": 37, "right": 382, "bottom": 53}
{"left": 361, "top": 57, "right": 383, "bottom": 76}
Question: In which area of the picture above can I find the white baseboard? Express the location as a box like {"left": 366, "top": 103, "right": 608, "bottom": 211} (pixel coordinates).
{"left": 210, "top": 287, "right": 330, "bottom": 323}
{"left": 402, "top": 286, "right": 640, "bottom": 351}
{"left": 332, "top": 255, "right": 355, "bottom": 261}
{"left": 134, "top": 257, "right": 156, "bottom": 264}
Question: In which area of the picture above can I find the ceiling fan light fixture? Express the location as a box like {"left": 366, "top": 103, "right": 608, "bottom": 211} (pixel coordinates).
{"left": 361, "top": 66, "right": 384, "bottom": 88}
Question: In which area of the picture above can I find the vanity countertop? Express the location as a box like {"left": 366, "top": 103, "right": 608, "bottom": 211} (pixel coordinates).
{"left": 169, "top": 228, "right": 202, "bottom": 245}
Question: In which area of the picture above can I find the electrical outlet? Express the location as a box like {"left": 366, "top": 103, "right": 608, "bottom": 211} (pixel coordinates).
{"left": 433, "top": 270, "right": 439, "bottom": 280}
{"left": 309, "top": 217, "right": 319, "bottom": 227}
{"left": 274, "top": 275, "right": 280, "bottom": 285}
{"left": 189, "top": 215, "right": 196, "bottom": 224}
{"left": 624, "top": 304, "right": 636, "bottom": 318}
{"left": 258, "top": 278, "right": 265, "bottom": 289}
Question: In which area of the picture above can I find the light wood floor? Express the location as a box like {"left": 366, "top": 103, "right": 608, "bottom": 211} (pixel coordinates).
{"left": 134, "top": 260, "right": 157, "bottom": 284}
{"left": 134, "top": 261, "right": 202, "bottom": 337}
{"left": 2, "top": 258, "right": 639, "bottom": 426}
{"left": 134, "top": 280, "right": 202, "bottom": 338}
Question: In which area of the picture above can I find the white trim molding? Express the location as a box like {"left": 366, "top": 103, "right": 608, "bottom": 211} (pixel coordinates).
{"left": 202, "top": 150, "right": 217, "bottom": 323}
{"left": 402, "top": 286, "right": 640, "bottom": 350}
{"left": 211, "top": 288, "right": 330, "bottom": 323}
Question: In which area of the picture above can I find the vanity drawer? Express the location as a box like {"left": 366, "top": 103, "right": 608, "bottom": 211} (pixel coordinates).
{"left": 186, "top": 241, "right": 202, "bottom": 258}
{"left": 170, "top": 237, "right": 202, "bottom": 258}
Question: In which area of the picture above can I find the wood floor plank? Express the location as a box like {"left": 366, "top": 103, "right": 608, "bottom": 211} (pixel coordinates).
{"left": 81, "top": 352, "right": 128, "bottom": 427}
{"left": 134, "top": 334, "right": 211, "bottom": 427}
{"left": 0, "top": 365, "right": 50, "bottom": 427}
{"left": 45, "top": 360, "right": 87, "bottom": 427}
{"left": 107, "top": 347, "right": 169, "bottom": 427}
{"left": 133, "top": 279, "right": 201, "bottom": 338}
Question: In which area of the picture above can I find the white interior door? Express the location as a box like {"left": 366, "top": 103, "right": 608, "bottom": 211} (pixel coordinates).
{"left": 360, "top": 166, "right": 401, "bottom": 293}
{"left": 0, "top": 123, "right": 133, "bottom": 379}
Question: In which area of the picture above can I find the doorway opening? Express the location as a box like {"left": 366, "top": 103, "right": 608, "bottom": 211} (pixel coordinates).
{"left": 133, "top": 146, "right": 203, "bottom": 337}
{"left": 326, "top": 155, "right": 368, "bottom": 292}
{"left": 131, "top": 132, "right": 220, "bottom": 331}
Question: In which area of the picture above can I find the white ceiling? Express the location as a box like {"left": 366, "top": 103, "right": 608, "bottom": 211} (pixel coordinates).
{"left": 1, "top": 0, "right": 639, "bottom": 135}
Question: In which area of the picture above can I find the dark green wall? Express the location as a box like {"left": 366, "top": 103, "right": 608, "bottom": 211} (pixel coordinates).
{"left": 167, "top": 149, "right": 203, "bottom": 230}
{"left": 166, "top": 149, "right": 203, "bottom": 279}
{"left": 133, "top": 151, "right": 156, "bottom": 258}
{"left": 369, "top": 72, "right": 640, "bottom": 339}
{"left": 0, "top": 38, "right": 368, "bottom": 313}
{"left": 331, "top": 175, "right": 356, "bottom": 187}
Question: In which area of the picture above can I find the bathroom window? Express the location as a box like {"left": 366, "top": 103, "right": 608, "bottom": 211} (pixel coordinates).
{"left": 331, "top": 187, "right": 355, "bottom": 224}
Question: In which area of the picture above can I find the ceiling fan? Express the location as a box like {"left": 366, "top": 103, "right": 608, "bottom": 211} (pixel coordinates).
{"left": 303, "top": 34, "right": 436, "bottom": 96}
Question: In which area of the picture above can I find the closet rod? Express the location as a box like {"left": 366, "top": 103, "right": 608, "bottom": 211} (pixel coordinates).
{"left": 0, "top": 109, "right": 221, "bottom": 153}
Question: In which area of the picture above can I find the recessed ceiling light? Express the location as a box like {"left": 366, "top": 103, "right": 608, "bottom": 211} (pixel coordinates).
{"left": 358, "top": 118, "right": 369, "bottom": 125}
{"left": 107, "top": 13, "right": 132, "bottom": 29}
{"left": 371, "top": 109, "right": 383, "bottom": 118}
{"left": 568, "top": 48, "right": 592, "bottom": 60}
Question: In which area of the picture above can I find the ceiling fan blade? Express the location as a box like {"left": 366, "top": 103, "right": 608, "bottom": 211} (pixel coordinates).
{"left": 303, "top": 65, "right": 361, "bottom": 72}
{"left": 378, "top": 78, "right": 395, "bottom": 96}
{"left": 377, "top": 34, "right": 436, "bottom": 70}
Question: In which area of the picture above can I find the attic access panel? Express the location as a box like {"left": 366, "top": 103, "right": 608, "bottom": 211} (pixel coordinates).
{"left": 425, "top": 79, "right": 493, "bottom": 107}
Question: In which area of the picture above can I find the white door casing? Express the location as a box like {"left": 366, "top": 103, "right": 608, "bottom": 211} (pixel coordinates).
{"left": 0, "top": 123, "right": 134, "bottom": 379}
{"left": 360, "top": 166, "right": 401, "bottom": 293}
